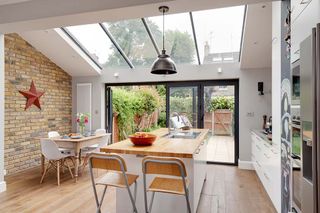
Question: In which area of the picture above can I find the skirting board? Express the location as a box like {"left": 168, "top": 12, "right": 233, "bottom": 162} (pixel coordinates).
{"left": 238, "top": 160, "right": 254, "bottom": 170}
{"left": 0, "top": 181, "right": 6, "bottom": 193}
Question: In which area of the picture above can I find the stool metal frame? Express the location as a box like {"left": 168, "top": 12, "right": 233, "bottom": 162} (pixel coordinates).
{"left": 142, "top": 157, "right": 191, "bottom": 213}
{"left": 89, "top": 153, "right": 138, "bottom": 213}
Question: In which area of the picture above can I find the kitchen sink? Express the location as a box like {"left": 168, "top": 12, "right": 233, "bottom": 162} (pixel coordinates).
{"left": 163, "top": 131, "right": 201, "bottom": 139}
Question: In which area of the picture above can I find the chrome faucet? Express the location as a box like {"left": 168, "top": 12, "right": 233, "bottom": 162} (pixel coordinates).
{"left": 168, "top": 112, "right": 180, "bottom": 135}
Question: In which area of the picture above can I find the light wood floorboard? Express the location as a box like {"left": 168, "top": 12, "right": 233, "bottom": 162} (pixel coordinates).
{"left": 0, "top": 164, "right": 276, "bottom": 213}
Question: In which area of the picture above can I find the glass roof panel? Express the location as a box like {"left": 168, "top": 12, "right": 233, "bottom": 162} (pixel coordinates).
{"left": 102, "top": 19, "right": 157, "bottom": 67}
{"left": 192, "top": 6, "right": 245, "bottom": 64}
{"left": 147, "top": 12, "right": 197, "bottom": 65}
{"left": 65, "top": 24, "right": 128, "bottom": 68}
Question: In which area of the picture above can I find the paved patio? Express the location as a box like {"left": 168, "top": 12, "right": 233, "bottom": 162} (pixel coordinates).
{"left": 207, "top": 135, "right": 235, "bottom": 163}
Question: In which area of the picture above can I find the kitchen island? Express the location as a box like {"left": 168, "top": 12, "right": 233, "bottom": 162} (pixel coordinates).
{"left": 101, "top": 128, "right": 209, "bottom": 213}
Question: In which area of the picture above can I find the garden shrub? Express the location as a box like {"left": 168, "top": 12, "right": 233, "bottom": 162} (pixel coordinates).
{"left": 208, "top": 96, "right": 234, "bottom": 112}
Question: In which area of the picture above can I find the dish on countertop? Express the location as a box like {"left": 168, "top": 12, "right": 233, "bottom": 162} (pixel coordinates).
{"left": 129, "top": 132, "right": 157, "bottom": 146}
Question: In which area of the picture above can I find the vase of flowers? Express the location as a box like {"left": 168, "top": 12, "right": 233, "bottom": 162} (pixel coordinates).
{"left": 76, "top": 113, "right": 90, "bottom": 135}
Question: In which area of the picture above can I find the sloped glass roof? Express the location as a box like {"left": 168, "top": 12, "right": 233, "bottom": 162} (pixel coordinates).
{"left": 147, "top": 12, "right": 197, "bottom": 65}
{"left": 65, "top": 24, "right": 128, "bottom": 68}
{"left": 103, "top": 20, "right": 157, "bottom": 67}
{"left": 62, "top": 5, "right": 246, "bottom": 69}
{"left": 193, "top": 6, "right": 245, "bottom": 64}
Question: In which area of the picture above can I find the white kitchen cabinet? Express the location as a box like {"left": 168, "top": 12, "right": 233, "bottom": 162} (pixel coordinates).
{"left": 193, "top": 135, "right": 208, "bottom": 212}
{"left": 251, "top": 131, "right": 281, "bottom": 212}
{"left": 291, "top": 0, "right": 320, "bottom": 63}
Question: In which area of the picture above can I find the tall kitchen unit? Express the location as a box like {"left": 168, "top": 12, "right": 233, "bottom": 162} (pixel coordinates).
{"left": 300, "top": 23, "right": 320, "bottom": 213}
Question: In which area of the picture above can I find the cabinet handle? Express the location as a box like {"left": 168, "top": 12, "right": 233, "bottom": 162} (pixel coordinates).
{"left": 300, "top": 0, "right": 310, "bottom": 4}
{"left": 256, "top": 160, "right": 261, "bottom": 168}
{"left": 256, "top": 145, "right": 261, "bottom": 151}
{"left": 271, "top": 149, "right": 278, "bottom": 154}
{"left": 264, "top": 153, "right": 270, "bottom": 159}
{"left": 264, "top": 172, "right": 270, "bottom": 180}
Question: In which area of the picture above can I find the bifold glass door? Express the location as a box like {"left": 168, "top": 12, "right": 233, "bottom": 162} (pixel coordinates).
{"left": 166, "top": 81, "right": 238, "bottom": 165}
{"left": 167, "top": 86, "right": 199, "bottom": 128}
{"left": 203, "top": 85, "right": 236, "bottom": 164}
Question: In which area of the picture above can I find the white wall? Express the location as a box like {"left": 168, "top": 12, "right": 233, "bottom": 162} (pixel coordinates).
{"left": 0, "top": 34, "right": 6, "bottom": 192}
{"left": 72, "top": 76, "right": 105, "bottom": 132}
{"left": 73, "top": 63, "right": 272, "bottom": 162}
{"left": 272, "top": 1, "right": 281, "bottom": 147}
{"left": 239, "top": 68, "right": 272, "bottom": 162}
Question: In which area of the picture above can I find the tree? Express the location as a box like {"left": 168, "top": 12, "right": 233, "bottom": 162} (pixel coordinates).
{"left": 105, "top": 19, "right": 195, "bottom": 67}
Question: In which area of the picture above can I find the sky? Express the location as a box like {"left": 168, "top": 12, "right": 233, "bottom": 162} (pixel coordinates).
{"left": 65, "top": 5, "right": 245, "bottom": 67}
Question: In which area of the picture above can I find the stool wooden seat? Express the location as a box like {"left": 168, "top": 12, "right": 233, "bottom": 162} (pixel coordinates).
{"left": 96, "top": 171, "right": 139, "bottom": 188}
{"left": 89, "top": 153, "right": 138, "bottom": 213}
{"left": 148, "top": 176, "right": 190, "bottom": 195}
{"left": 142, "top": 156, "right": 191, "bottom": 213}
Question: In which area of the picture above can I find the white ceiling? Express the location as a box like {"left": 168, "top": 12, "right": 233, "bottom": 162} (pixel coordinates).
{"left": 240, "top": 2, "right": 272, "bottom": 69}
{"left": 0, "top": 0, "right": 273, "bottom": 33}
{"left": 0, "top": 0, "right": 31, "bottom": 6}
{"left": 20, "top": 29, "right": 102, "bottom": 77}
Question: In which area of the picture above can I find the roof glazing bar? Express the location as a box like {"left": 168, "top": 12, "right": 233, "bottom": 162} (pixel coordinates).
{"left": 141, "top": 18, "right": 161, "bottom": 56}
{"left": 98, "top": 23, "right": 135, "bottom": 69}
{"left": 189, "top": 12, "right": 201, "bottom": 65}
{"left": 238, "top": 5, "right": 247, "bottom": 62}
{"left": 61, "top": 27, "right": 103, "bottom": 69}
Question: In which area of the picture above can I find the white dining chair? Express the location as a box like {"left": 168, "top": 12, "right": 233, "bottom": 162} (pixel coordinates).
{"left": 48, "top": 131, "right": 74, "bottom": 155}
{"left": 40, "top": 139, "right": 75, "bottom": 186}
{"left": 80, "top": 131, "right": 111, "bottom": 174}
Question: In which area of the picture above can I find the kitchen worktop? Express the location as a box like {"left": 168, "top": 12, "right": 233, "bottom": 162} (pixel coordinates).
{"left": 101, "top": 128, "right": 209, "bottom": 158}
{"left": 251, "top": 129, "right": 273, "bottom": 145}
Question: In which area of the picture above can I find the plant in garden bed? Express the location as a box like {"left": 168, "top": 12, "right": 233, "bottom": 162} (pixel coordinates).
{"left": 208, "top": 96, "right": 234, "bottom": 112}
{"left": 208, "top": 96, "right": 234, "bottom": 136}
{"left": 76, "top": 113, "right": 90, "bottom": 135}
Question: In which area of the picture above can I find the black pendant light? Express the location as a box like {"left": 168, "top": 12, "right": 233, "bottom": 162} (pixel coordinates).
{"left": 151, "top": 6, "right": 177, "bottom": 75}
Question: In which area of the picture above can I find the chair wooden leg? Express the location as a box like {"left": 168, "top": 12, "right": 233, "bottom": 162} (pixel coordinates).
{"left": 40, "top": 162, "right": 49, "bottom": 184}
{"left": 62, "top": 159, "right": 65, "bottom": 174}
{"left": 66, "top": 159, "right": 74, "bottom": 179}
{"left": 81, "top": 155, "right": 89, "bottom": 175}
{"left": 57, "top": 160, "right": 60, "bottom": 186}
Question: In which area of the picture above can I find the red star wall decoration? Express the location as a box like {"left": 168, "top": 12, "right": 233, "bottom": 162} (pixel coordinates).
{"left": 19, "top": 81, "right": 45, "bottom": 110}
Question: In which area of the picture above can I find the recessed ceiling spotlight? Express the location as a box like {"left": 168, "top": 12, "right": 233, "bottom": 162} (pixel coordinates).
{"left": 254, "top": 41, "right": 258, "bottom": 45}
{"left": 262, "top": 5, "right": 266, "bottom": 9}
{"left": 218, "top": 67, "right": 222, "bottom": 73}
{"left": 114, "top": 72, "right": 119, "bottom": 78}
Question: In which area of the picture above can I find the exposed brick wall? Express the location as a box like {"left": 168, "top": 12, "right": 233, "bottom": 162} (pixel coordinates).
{"left": 4, "top": 34, "right": 72, "bottom": 175}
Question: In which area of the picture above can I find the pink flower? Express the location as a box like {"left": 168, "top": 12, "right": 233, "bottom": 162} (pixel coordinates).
{"left": 76, "top": 118, "right": 80, "bottom": 123}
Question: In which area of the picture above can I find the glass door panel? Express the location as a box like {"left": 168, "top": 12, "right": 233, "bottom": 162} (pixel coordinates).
{"left": 203, "top": 85, "right": 235, "bottom": 164}
{"left": 168, "top": 86, "right": 198, "bottom": 128}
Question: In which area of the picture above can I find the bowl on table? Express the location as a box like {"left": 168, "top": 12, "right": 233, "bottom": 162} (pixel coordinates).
{"left": 129, "top": 132, "right": 157, "bottom": 146}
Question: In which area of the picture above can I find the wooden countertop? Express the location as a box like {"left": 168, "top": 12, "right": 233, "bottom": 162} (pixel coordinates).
{"left": 101, "top": 128, "right": 209, "bottom": 158}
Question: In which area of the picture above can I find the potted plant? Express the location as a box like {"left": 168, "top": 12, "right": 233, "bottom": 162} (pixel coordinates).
{"left": 76, "top": 112, "right": 90, "bottom": 135}
{"left": 208, "top": 96, "right": 234, "bottom": 135}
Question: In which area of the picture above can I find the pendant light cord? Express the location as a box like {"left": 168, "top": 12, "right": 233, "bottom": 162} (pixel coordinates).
{"left": 162, "top": 9, "right": 165, "bottom": 51}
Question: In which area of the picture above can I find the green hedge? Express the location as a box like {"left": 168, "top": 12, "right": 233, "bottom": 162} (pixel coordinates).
{"left": 112, "top": 88, "right": 161, "bottom": 140}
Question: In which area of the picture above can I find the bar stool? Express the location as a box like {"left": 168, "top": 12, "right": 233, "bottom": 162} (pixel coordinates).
{"left": 88, "top": 153, "right": 139, "bottom": 213}
{"left": 142, "top": 156, "right": 191, "bottom": 213}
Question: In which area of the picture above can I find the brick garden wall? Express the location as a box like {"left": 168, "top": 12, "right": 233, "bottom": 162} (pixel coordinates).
{"left": 4, "top": 34, "right": 72, "bottom": 175}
